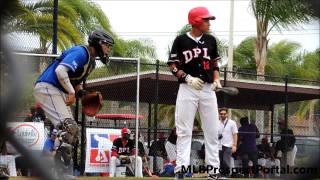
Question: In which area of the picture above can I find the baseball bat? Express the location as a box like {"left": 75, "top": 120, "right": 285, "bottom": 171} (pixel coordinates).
{"left": 216, "top": 87, "right": 239, "bottom": 96}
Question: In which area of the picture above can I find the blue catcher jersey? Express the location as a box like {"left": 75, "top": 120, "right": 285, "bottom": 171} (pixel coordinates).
{"left": 36, "top": 45, "right": 94, "bottom": 92}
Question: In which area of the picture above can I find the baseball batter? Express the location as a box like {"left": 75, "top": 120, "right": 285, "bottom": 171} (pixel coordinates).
{"left": 33, "top": 30, "right": 114, "bottom": 172}
{"left": 167, "top": 7, "right": 222, "bottom": 180}
{"left": 109, "top": 128, "right": 143, "bottom": 177}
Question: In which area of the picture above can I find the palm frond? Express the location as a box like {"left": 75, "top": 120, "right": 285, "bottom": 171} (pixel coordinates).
{"left": 295, "top": 100, "right": 319, "bottom": 120}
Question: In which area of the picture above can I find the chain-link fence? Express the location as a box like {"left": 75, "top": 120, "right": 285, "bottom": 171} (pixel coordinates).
{"left": 1, "top": 50, "right": 319, "bottom": 178}
{"left": 1, "top": 0, "right": 319, "bottom": 178}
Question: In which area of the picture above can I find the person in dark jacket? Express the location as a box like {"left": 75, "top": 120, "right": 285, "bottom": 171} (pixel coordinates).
{"left": 275, "top": 119, "right": 297, "bottom": 167}
{"left": 238, "top": 117, "right": 260, "bottom": 177}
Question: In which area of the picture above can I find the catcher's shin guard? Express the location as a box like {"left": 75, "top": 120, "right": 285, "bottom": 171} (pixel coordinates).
{"left": 55, "top": 142, "right": 73, "bottom": 166}
{"left": 61, "top": 118, "right": 79, "bottom": 145}
{"left": 55, "top": 118, "right": 79, "bottom": 167}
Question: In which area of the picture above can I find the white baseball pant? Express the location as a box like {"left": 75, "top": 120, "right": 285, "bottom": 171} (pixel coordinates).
{"left": 109, "top": 156, "right": 143, "bottom": 177}
{"left": 175, "top": 83, "right": 220, "bottom": 174}
{"left": 34, "top": 82, "right": 73, "bottom": 127}
{"left": 258, "top": 158, "right": 281, "bottom": 177}
{"left": 165, "top": 141, "right": 177, "bottom": 162}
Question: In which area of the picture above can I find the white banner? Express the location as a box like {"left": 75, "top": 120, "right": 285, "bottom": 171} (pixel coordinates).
{"left": 7, "top": 122, "right": 45, "bottom": 151}
{"left": 85, "top": 128, "right": 121, "bottom": 173}
{"left": 0, "top": 155, "right": 17, "bottom": 176}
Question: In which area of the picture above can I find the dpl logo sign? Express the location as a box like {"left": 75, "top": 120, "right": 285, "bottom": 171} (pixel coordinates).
{"left": 89, "top": 133, "right": 119, "bottom": 164}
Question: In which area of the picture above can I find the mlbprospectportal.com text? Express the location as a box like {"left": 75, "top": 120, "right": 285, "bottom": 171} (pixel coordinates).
{"left": 181, "top": 165, "right": 320, "bottom": 175}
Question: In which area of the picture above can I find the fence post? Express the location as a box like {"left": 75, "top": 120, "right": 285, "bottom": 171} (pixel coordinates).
{"left": 270, "top": 105, "right": 274, "bottom": 143}
{"left": 223, "top": 67, "right": 227, "bottom": 86}
{"left": 80, "top": 81, "right": 87, "bottom": 175}
{"left": 153, "top": 60, "right": 160, "bottom": 172}
{"left": 284, "top": 75, "right": 289, "bottom": 166}
{"left": 73, "top": 98, "right": 80, "bottom": 170}
{"left": 222, "top": 67, "right": 228, "bottom": 107}
{"left": 148, "top": 103, "right": 151, "bottom": 148}
{"left": 52, "top": 0, "right": 58, "bottom": 54}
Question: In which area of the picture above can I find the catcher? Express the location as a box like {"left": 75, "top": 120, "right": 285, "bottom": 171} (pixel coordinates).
{"left": 109, "top": 128, "right": 143, "bottom": 177}
{"left": 33, "top": 30, "right": 112, "bottom": 172}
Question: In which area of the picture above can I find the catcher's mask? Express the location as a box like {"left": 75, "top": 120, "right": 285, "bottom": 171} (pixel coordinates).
{"left": 88, "top": 30, "right": 114, "bottom": 64}
{"left": 188, "top": 7, "right": 215, "bottom": 27}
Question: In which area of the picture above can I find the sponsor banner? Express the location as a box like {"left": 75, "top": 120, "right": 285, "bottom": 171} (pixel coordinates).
{"left": 0, "top": 155, "right": 17, "bottom": 176}
{"left": 85, "top": 128, "right": 121, "bottom": 173}
{"left": 7, "top": 122, "right": 45, "bottom": 151}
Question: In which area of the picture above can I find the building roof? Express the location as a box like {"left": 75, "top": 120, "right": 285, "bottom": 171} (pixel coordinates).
{"left": 86, "top": 71, "right": 320, "bottom": 111}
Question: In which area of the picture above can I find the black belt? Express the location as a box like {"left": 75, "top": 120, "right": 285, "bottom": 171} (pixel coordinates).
{"left": 222, "top": 146, "right": 231, "bottom": 151}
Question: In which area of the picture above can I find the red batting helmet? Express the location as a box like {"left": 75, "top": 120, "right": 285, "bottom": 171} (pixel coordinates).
{"left": 188, "top": 7, "right": 216, "bottom": 27}
{"left": 121, "top": 128, "right": 131, "bottom": 135}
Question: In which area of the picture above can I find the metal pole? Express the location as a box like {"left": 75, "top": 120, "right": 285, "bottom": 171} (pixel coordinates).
{"left": 80, "top": 81, "right": 87, "bottom": 175}
{"left": 73, "top": 98, "right": 79, "bottom": 169}
{"left": 223, "top": 67, "right": 228, "bottom": 107}
{"left": 227, "top": 0, "right": 234, "bottom": 79}
{"left": 148, "top": 103, "right": 151, "bottom": 148}
{"left": 223, "top": 67, "right": 227, "bottom": 86}
{"left": 284, "top": 75, "right": 289, "bottom": 166}
{"left": 153, "top": 60, "right": 160, "bottom": 172}
{"left": 52, "top": 0, "right": 58, "bottom": 54}
{"left": 270, "top": 105, "right": 274, "bottom": 143}
{"left": 134, "top": 58, "right": 140, "bottom": 177}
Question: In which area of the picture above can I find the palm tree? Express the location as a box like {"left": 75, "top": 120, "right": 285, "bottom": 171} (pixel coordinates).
{"left": 294, "top": 49, "right": 319, "bottom": 127}
{"left": 233, "top": 36, "right": 319, "bottom": 133}
{"left": 298, "top": 49, "right": 320, "bottom": 81}
{"left": 88, "top": 38, "right": 157, "bottom": 79}
{"left": 233, "top": 36, "right": 257, "bottom": 78}
{"left": 250, "top": 0, "right": 314, "bottom": 79}
{"left": 248, "top": 0, "right": 312, "bottom": 132}
{"left": 9, "top": 1, "right": 82, "bottom": 51}
{"left": 266, "top": 40, "right": 301, "bottom": 78}
{"left": 108, "top": 39, "right": 157, "bottom": 75}
{"left": 6, "top": 0, "right": 113, "bottom": 71}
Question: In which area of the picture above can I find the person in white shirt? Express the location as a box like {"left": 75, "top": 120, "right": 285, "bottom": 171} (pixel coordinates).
{"left": 165, "top": 128, "right": 177, "bottom": 164}
{"left": 218, "top": 108, "right": 238, "bottom": 177}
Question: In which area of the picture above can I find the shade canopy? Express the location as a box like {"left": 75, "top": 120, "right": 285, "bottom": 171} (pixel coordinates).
{"left": 86, "top": 71, "right": 320, "bottom": 111}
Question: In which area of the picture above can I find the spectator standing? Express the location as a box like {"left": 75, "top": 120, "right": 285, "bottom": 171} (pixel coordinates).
{"left": 275, "top": 119, "right": 297, "bottom": 168}
{"left": 218, "top": 108, "right": 238, "bottom": 178}
{"left": 238, "top": 117, "right": 259, "bottom": 177}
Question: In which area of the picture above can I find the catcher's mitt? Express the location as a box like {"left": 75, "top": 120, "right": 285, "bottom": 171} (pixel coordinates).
{"left": 81, "top": 91, "right": 103, "bottom": 117}
{"left": 119, "top": 155, "right": 131, "bottom": 164}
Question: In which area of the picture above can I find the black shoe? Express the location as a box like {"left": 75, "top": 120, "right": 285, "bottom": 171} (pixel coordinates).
{"left": 175, "top": 172, "right": 185, "bottom": 180}
{"left": 208, "top": 173, "right": 228, "bottom": 180}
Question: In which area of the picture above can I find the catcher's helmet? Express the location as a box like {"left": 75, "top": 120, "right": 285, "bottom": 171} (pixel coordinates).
{"left": 188, "top": 7, "right": 215, "bottom": 27}
{"left": 88, "top": 30, "right": 114, "bottom": 64}
{"left": 121, "top": 128, "right": 131, "bottom": 135}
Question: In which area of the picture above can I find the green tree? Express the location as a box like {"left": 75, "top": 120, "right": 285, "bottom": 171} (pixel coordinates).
{"left": 88, "top": 38, "right": 157, "bottom": 79}
{"left": 6, "top": 0, "right": 114, "bottom": 71}
{"left": 266, "top": 40, "right": 301, "bottom": 77}
{"left": 250, "top": 0, "right": 315, "bottom": 79}
{"left": 294, "top": 49, "right": 319, "bottom": 121}
{"left": 233, "top": 36, "right": 256, "bottom": 72}
{"left": 234, "top": 37, "right": 319, "bottom": 128}
{"left": 298, "top": 49, "right": 320, "bottom": 80}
